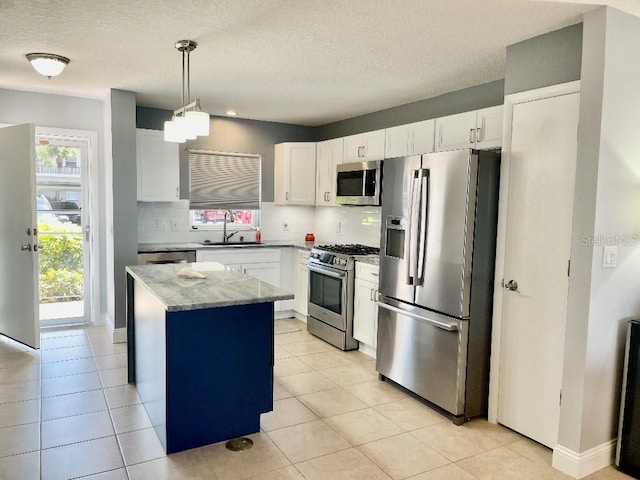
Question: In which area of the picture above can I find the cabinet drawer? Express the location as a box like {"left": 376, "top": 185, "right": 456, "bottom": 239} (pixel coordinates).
{"left": 355, "top": 262, "right": 379, "bottom": 283}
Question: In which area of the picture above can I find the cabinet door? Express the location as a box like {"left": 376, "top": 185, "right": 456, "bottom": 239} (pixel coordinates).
{"left": 136, "top": 129, "right": 180, "bottom": 202}
{"left": 362, "top": 129, "right": 385, "bottom": 161}
{"left": 294, "top": 262, "right": 309, "bottom": 315}
{"left": 476, "top": 105, "right": 504, "bottom": 150}
{"left": 434, "top": 110, "right": 477, "bottom": 152}
{"left": 353, "top": 278, "right": 378, "bottom": 347}
{"left": 274, "top": 143, "right": 290, "bottom": 205}
{"left": 275, "top": 143, "right": 316, "bottom": 205}
{"left": 410, "top": 119, "right": 435, "bottom": 154}
{"left": 316, "top": 138, "right": 343, "bottom": 206}
{"left": 385, "top": 124, "right": 410, "bottom": 159}
{"left": 243, "top": 262, "right": 281, "bottom": 287}
{"left": 343, "top": 134, "right": 364, "bottom": 163}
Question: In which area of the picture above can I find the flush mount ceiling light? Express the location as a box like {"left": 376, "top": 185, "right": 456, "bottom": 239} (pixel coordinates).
{"left": 164, "top": 40, "right": 210, "bottom": 143}
{"left": 26, "top": 53, "right": 70, "bottom": 79}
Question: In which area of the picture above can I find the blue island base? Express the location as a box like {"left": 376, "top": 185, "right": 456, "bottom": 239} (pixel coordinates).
{"left": 129, "top": 277, "right": 274, "bottom": 454}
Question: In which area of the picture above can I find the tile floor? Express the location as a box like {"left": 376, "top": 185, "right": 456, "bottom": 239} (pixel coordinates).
{"left": 0, "top": 318, "right": 634, "bottom": 479}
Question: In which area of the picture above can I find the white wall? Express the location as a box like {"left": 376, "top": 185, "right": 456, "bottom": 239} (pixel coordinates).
{"left": 558, "top": 5, "right": 640, "bottom": 460}
{"left": 0, "top": 88, "right": 109, "bottom": 321}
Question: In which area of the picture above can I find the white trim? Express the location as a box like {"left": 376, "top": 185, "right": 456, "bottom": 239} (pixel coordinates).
{"left": 275, "top": 310, "right": 296, "bottom": 320}
{"left": 103, "top": 313, "right": 115, "bottom": 338}
{"left": 487, "top": 80, "right": 581, "bottom": 423}
{"left": 552, "top": 440, "right": 616, "bottom": 479}
{"left": 358, "top": 342, "right": 376, "bottom": 359}
{"left": 292, "top": 311, "right": 308, "bottom": 323}
{"left": 34, "top": 127, "right": 101, "bottom": 329}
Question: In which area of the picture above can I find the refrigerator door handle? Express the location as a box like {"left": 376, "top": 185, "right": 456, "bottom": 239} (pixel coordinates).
{"left": 407, "top": 172, "right": 421, "bottom": 285}
{"left": 416, "top": 172, "right": 429, "bottom": 285}
{"left": 377, "top": 301, "right": 459, "bottom": 332}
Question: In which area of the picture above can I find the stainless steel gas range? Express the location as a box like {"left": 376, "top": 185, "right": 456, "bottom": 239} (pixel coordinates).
{"left": 307, "top": 244, "right": 380, "bottom": 351}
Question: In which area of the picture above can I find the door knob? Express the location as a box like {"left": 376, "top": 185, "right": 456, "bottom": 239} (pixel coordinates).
{"left": 21, "top": 244, "right": 31, "bottom": 251}
{"left": 504, "top": 280, "right": 519, "bottom": 292}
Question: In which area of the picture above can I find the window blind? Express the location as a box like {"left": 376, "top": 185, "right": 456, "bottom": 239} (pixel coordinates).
{"left": 188, "top": 150, "right": 261, "bottom": 210}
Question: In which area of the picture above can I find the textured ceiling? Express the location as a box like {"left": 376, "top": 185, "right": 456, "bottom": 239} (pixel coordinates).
{"left": 0, "top": 0, "right": 601, "bottom": 126}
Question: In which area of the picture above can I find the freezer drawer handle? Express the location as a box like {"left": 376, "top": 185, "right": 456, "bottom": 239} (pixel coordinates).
{"left": 377, "top": 301, "right": 459, "bottom": 332}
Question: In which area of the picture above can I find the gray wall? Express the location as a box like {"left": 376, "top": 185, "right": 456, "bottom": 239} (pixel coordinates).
{"left": 136, "top": 107, "right": 316, "bottom": 203}
{"left": 316, "top": 80, "right": 505, "bottom": 140}
{"left": 505, "top": 22, "right": 583, "bottom": 96}
{"left": 559, "top": 6, "right": 640, "bottom": 454}
{"left": 107, "top": 90, "right": 138, "bottom": 329}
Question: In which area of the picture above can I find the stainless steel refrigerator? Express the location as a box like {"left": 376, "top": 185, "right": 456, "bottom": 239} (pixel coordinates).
{"left": 376, "top": 149, "right": 500, "bottom": 424}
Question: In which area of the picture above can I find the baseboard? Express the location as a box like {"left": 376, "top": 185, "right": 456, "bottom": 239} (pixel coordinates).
{"left": 113, "top": 327, "right": 127, "bottom": 344}
{"left": 552, "top": 439, "right": 616, "bottom": 479}
{"left": 358, "top": 342, "right": 376, "bottom": 359}
{"left": 292, "top": 311, "right": 307, "bottom": 323}
{"left": 275, "top": 310, "right": 308, "bottom": 322}
{"left": 102, "top": 313, "right": 127, "bottom": 344}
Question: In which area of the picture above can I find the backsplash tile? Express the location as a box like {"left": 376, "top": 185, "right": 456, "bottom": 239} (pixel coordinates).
{"left": 137, "top": 202, "right": 381, "bottom": 246}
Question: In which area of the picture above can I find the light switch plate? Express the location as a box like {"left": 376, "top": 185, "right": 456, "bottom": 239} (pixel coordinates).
{"left": 602, "top": 245, "right": 617, "bottom": 268}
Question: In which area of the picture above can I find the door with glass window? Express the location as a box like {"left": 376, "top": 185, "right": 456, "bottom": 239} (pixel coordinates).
{"left": 35, "top": 135, "right": 91, "bottom": 326}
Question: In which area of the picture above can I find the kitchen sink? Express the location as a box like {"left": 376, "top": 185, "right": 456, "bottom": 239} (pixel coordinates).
{"left": 199, "top": 241, "right": 263, "bottom": 247}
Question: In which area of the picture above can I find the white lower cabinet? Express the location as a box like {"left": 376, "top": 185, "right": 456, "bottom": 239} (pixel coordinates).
{"left": 353, "top": 262, "right": 379, "bottom": 351}
{"left": 294, "top": 250, "right": 310, "bottom": 317}
{"left": 196, "top": 248, "right": 281, "bottom": 289}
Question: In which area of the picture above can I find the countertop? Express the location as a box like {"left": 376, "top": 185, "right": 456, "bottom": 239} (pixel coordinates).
{"left": 354, "top": 255, "right": 380, "bottom": 267}
{"left": 126, "top": 262, "right": 294, "bottom": 312}
{"left": 137, "top": 240, "right": 315, "bottom": 253}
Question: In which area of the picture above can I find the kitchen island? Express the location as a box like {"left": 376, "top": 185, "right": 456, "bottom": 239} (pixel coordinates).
{"left": 125, "top": 262, "right": 293, "bottom": 454}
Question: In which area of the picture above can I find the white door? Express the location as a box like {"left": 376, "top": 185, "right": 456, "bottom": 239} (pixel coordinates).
{"left": 497, "top": 92, "right": 580, "bottom": 448}
{"left": 0, "top": 124, "right": 39, "bottom": 348}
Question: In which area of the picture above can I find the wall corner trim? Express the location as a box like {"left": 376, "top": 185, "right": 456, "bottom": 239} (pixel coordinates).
{"left": 103, "top": 313, "right": 127, "bottom": 343}
{"left": 552, "top": 439, "right": 616, "bottom": 479}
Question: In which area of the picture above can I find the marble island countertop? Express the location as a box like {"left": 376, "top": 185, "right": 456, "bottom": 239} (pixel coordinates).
{"left": 126, "top": 262, "right": 294, "bottom": 312}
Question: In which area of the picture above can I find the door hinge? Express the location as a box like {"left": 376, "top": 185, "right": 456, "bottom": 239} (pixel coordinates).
{"left": 567, "top": 260, "right": 571, "bottom": 277}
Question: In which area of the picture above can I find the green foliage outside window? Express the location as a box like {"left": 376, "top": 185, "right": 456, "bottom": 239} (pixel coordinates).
{"left": 38, "top": 223, "right": 83, "bottom": 303}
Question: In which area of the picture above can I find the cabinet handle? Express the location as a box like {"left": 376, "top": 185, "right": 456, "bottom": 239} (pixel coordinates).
{"left": 357, "top": 146, "right": 362, "bottom": 157}
{"left": 362, "top": 145, "right": 366, "bottom": 157}
{"left": 176, "top": 186, "right": 179, "bottom": 198}
{"left": 469, "top": 128, "right": 476, "bottom": 144}
{"left": 286, "top": 192, "right": 289, "bottom": 201}
{"left": 476, "top": 127, "right": 482, "bottom": 143}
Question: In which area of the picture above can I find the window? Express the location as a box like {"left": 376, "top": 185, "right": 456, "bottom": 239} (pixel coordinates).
{"left": 188, "top": 150, "right": 261, "bottom": 230}
{"left": 190, "top": 209, "right": 259, "bottom": 229}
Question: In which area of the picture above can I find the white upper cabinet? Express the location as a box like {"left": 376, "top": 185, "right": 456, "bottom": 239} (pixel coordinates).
{"left": 136, "top": 129, "right": 180, "bottom": 202}
{"left": 434, "top": 105, "right": 504, "bottom": 152}
{"left": 384, "top": 119, "right": 435, "bottom": 158}
{"left": 343, "top": 129, "right": 385, "bottom": 163}
{"left": 274, "top": 142, "right": 316, "bottom": 205}
{"left": 315, "top": 137, "right": 344, "bottom": 207}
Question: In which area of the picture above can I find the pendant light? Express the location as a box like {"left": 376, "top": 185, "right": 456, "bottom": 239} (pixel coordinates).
{"left": 26, "top": 53, "right": 70, "bottom": 79}
{"left": 164, "top": 40, "right": 210, "bottom": 143}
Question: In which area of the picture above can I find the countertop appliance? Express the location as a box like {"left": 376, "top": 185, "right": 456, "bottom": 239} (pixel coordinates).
{"left": 307, "top": 244, "right": 380, "bottom": 350}
{"left": 616, "top": 318, "right": 640, "bottom": 477}
{"left": 335, "top": 160, "right": 381, "bottom": 206}
{"left": 376, "top": 149, "right": 500, "bottom": 424}
{"left": 138, "top": 250, "right": 196, "bottom": 265}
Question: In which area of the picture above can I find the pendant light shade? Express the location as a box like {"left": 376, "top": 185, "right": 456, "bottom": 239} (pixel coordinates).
{"left": 164, "top": 40, "right": 210, "bottom": 143}
{"left": 26, "top": 53, "right": 70, "bottom": 78}
{"left": 185, "top": 110, "right": 210, "bottom": 136}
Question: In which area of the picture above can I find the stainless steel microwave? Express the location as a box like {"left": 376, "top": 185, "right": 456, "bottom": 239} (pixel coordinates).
{"left": 335, "top": 160, "right": 382, "bottom": 206}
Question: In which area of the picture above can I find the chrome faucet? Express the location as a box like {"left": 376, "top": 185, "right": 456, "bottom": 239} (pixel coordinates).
{"left": 223, "top": 211, "right": 239, "bottom": 243}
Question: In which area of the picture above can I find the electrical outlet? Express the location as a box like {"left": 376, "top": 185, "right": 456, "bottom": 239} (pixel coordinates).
{"left": 153, "top": 218, "right": 167, "bottom": 231}
{"left": 171, "top": 218, "right": 179, "bottom": 232}
{"left": 602, "top": 245, "right": 617, "bottom": 268}
{"left": 282, "top": 220, "right": 289, "bottom": 231}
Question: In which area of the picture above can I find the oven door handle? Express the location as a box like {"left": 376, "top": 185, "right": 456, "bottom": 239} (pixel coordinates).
{"left": 376, "top": 301, "right": 459, "bottom": 332}
{"left": 308, "top": 265, "right": 347, "bottom": 279}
